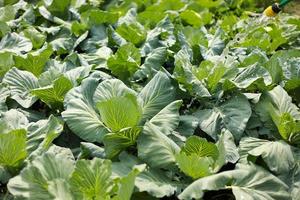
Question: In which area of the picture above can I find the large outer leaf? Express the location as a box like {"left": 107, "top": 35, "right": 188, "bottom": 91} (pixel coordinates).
{"left": 256, "top": 85, "right": 300, "bottom": 124}
{"left": 7, "top": 146, "right": 75, "bottom": 200}
{"left": 255, "top": 85, "right": 300, "bottom": 143}
{"left": 113, "top": 164, "right": 146, "bottom": 200}
{"left": 3, "top": 67, "right": 39, "bottom": 108}
{"left": 196, "top": 94, "right": 252, "bottom": 140}
{"left": 78, "top": 142, "right": 105, "bottom": 159}
{"left": 0, "top": 109, "right": 28, "bottom": 133}
{"left": 139, "top": 71, "right": 176, "bottom": 120}
{"left": 291, "top": 163, "right": 300, "bottom": 200}
{"left": 176, "top": 115, "right": 199, "bottom": 137}
{"left": 0, "top": 83, "right": 9, "bottom": 112}
{"left": 137, "top": 122, "right": 180, "bottom": 168}
{"left": 70, "top": 158, "right": 112, "bottom": 200}
{"left": 266, "top": 50, "right": 300, "bottom": 83}
{"left": 112, "top": 152, "right": 179, "bottom": 198}
{"left": 141, "top": 17, "right": 176, "bottom": 56}
{"left": 239, "top": 137, "right": 295, "bottom": 176}
{"left": 133, "top": 47, "right": 167, "bottom": 81}
{"left": 218, "top": 95, "right": 252, "bottom": 139}
{"left": 93, "top": 78, "right": 137, "bottom": 103}
{"left": 214, "top": 130, "right": 239, "bottom": 170}
{"left": 179, "top": 164, "right": 290, "bottom": 200}
{"left": 62, "top": 98, "right": 107, "bottom": 143}
{"left": 232, "top": 64, "right": 272, "bottom": 89}
{"left": 26, "top": 115, "right": 64, "bottom": 160}
{"left": 199, "top": 28, "right": 225, "bottom": 59}
{"left": 62, "top": 78, "right": 108, "bottom": 143}
{"left": 149, "top": 100, "right": 182, "bottom": 135}
{"left": 0, "top": 33, "right": 32, "bottom": 55}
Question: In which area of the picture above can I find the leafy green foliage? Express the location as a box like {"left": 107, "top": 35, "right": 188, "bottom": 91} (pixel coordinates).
{"left": 179, "top": 164, "right": 290, "bottom": 200}
{"left": 32, "top": 76, "right": 73, "bottom": 109}
{"left": 0, "top": 129, "right": 27, "bottom": 170}
{"left": 107, "top": 43, "right": 141, "bottom": 80}
{"left": 0, "top": 0, "right": 300, "bottom": 199}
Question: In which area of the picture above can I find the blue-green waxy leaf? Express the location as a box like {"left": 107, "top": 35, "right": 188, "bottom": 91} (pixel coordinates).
{"left": 149, "top": 100, "right": 182, "bottom": 135}
{"left": 137, "top": 122, "right": 180, "bottom": 168}
{"left": 7, "top": 146, "right": 75, "bottom": 200}
{"left": 62, "top": 78, "right": 108, "bottom": 143}
{"left": 256, "top": 85, "right": 300, "bottom": 123}
{"left": 256, "top": 85, "right": 300, "bottom": 144}
{"left": 232, "top": 64, "right": 272, "bottom": 89}
{"left": 3, "top": 67, "right": 39, "bottom": 108}
{"left": 239, "top": 137, "right": 295, "bottom": 177}
{"left": 0, "top": 33, "right": 32, "bottom": 55}
{"left": 1, "top": 1, "right": 300, "bottom": 199}
{"left": 26, "top": 115, "right": 64, "bottom": 160}
{"left": 195, "top": 94, "right": 252, "bottom": 141}
{"left": 179, "top": 165, "right": 290, "bottom": 200}
{"left": 112, "top": 152, "right": 178, "bottom": 198}
{"left": 268, "top": 50, "right": 300, "bottom": 83}
{"left": 179, "top": 164, "right": 290, "bottom": 200}
{"left": 0, "top": 109, "right": 28, "bottom": 133}
{"left": 139, "top": 71, "right": 176, "bottom": 121}
{"left": 0, "top": 82, "right": 10, "bottom": 112}
{"left": 141, "top": 17, "right": 176, "bottom": 56}
{"left": 133, "top": 47, "right": 167, "bottom": 81}
{"left": 199, "top": 28, "right": 225, "bottom": 59}
{"left": 215, "top": 130, "right": 239, "bottom": 170}
{"left": 78, "top": 142, "right": 105, "bottom": 159}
